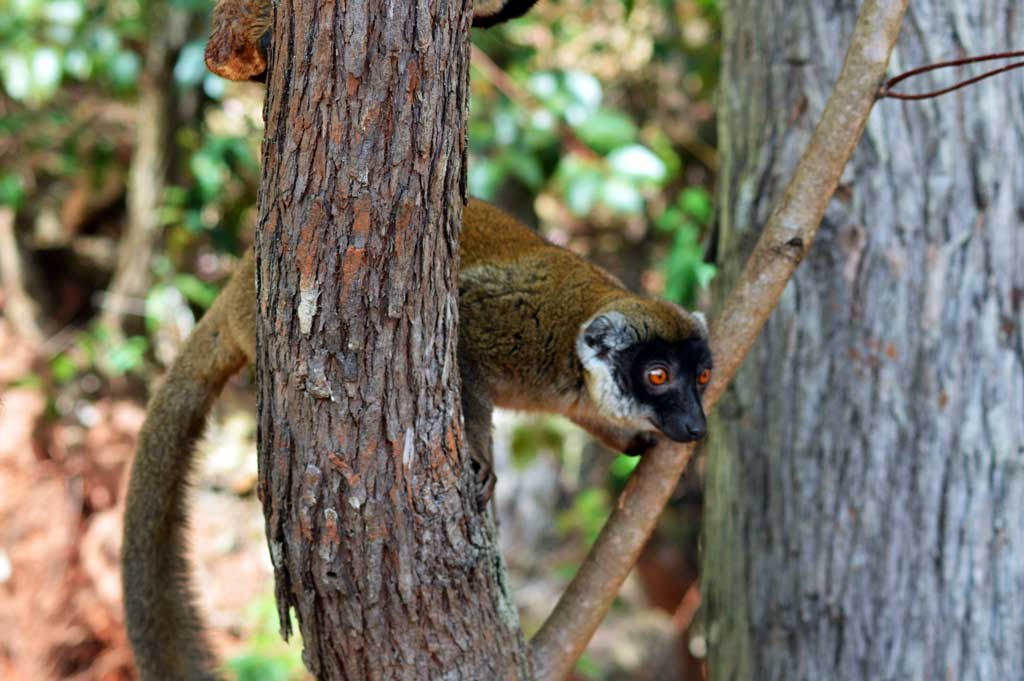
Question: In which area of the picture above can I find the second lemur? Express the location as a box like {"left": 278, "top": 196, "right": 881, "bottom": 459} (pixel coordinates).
{"left": 205, "top": 0, "right": 541, "bottom": 81}
{"left": 123, "top": 199, "right": 711, "bottom": 680}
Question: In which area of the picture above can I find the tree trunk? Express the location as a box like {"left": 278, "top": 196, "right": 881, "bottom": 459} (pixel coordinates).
{"left": 254, "top": 1, "right": 532, "bottom": 679}
{"left": 101, "top": 5, "right": 189, "bottom": 333}
{"left": 704, "top": 2, "right": 1024, "bottom": 680}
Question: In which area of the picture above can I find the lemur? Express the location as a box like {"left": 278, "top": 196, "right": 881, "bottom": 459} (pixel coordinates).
{"left": 125, "top": 1, "right": 712, "bottom": 677}
{"left": 122, "top": 199, "right": 711, "bottom": 680}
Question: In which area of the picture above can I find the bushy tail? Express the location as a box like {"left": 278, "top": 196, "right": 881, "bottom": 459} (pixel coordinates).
{"left": 122, "top": 285, "right": 252, "bottom": 680}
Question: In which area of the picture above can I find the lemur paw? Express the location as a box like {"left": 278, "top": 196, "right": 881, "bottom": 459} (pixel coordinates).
{"left": 472, "top": 460, "right": 496, "bottom": 512}
{"left": 623, "top": 431, "right": 659, "bottom": 457}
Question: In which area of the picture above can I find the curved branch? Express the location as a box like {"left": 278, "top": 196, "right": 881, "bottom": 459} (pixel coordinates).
{"left": 528, "top": 1, "right": 909, "bottom": 678}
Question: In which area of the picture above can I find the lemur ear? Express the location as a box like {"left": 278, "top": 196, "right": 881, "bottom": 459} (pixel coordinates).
{"left": 670, "top": 303, "right": 708, "bottom": 338}
{"left": 691, "top": 310, "right": 708, "bottom": 336}
{"left": 578, "top": 311, "right": 638, "bottom": 360}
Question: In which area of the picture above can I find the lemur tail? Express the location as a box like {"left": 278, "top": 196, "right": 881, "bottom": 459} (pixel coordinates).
{"left": 122, "top": 263, "right": 254, "bottom": 680}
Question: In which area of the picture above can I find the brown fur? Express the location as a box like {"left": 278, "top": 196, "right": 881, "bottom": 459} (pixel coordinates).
{"left": 122, "top": 199, "right": 703, "bottom": 679}
{"left": 204, "top": 0, "right": 271, "bottom": 82}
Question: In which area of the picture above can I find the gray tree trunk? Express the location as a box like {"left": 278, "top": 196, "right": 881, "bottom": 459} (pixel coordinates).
{"left": 704, "top": 2, "right": 1024, "bottom": 680}
{"left": 254, "top": 0, "right": 532, "bottom": 679}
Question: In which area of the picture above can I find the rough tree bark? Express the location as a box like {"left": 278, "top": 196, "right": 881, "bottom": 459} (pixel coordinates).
{"left": 254, "top": 1, "right": 531, "bottom": 679}
{"left": 704, "top": 2, "right": 1024, "bottom": 680}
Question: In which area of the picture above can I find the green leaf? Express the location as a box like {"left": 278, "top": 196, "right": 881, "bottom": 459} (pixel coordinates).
{"left": 190, "top": 151, "right": 226, "bottom": 198}
{"left": 608, "top": 144, "right": 667, "bottom": 182}
{"left": 501, "top": 150, "right": 544, "bottom": 190}
{"left": 600, "top": 176, "right": 643, "bottom": 214}
{"left": 64, "top": 48, "right": 90, "bottom": 79}
{"left": 467, "top": 159, "right": 503, "bottom": 200}
{"left": 0, "top": 173, "right": 25, "bottom": 207}
{"left": 2, "top": 52, "right": 32, "bottom": 100}
{"left": 174, "top": 273, "right": 220, "bottom": 308}
{"left": 564, "top": 171, "right": 602, "bottom": 216}
{"left": 107, "top": 49, "right": 140, "bottom": 89}
{"left": 51, "top": 354, "right": 78, "bottom": 384}
{"left": 104, "top": 336, "right": 148, "bottom": 375}
{"left": 575, "top": 654, "right": 602, "bottom": 680}
{"left": 173, "top": 41, "right": 206, "bottom": 86}
{"left": 678, "top": 186, "right": 713, "bottom": 223}
{"left": 42, "top": 0, "right": 83, "bottom": 25}
{"left": 571, "top": 109, "right": 636, "bottom": 154}
{"left": 527, "top": 71, "right": 558, "bottom": 99}
{"left": 609, "top": 453, "right": 640, "bottom": 479}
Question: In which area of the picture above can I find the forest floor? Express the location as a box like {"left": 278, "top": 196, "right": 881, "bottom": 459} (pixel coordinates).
{"left": 0, "top": 318, "right": 279, "bottom": 681}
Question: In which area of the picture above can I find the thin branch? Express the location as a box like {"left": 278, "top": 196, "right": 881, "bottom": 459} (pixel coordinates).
{"left": 528, "top": 1, "right": 910, "bottom": 678}
{"left": 0, "top": 206, "right": 45, "bottom": 344}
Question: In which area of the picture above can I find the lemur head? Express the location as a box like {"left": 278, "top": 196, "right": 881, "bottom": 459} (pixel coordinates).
{"left": 576, "top": 298, "right": 712, "bottom": 444}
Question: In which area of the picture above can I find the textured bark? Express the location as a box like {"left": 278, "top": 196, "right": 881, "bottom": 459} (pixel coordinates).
{"left": 704, "top": 2, "right": 1024, "bottom": 680}
{"left": 254, "top": 1, "right": 531, "bottom": 679}
{"left": 531, "top": 3, "right": 906, "bottom": 677}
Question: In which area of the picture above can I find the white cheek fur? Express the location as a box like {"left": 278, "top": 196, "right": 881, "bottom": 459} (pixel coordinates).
{"left": 577, "top": 348, "right": 653, "bottom": 430}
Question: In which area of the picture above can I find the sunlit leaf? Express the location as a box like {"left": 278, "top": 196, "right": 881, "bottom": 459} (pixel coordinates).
{"left": 564, "top": 171, "right": 602, "bottom": 216}
{"left": 104, "top": 336, "right": 148, "bottom": 375}
{"left": 174, "top": 41, "right": 206, "bottom": 86}
{"left": 64, "top": 49, "right": 90, "bottom": 78}
{"left": 564, "top": 70, "right": 601, "bottom": 111}
{"left": 108, "top": 49, "right": 140, "bottom": 89}
{"left": 43, "top": 0, "right": 83, "bottom": 25}
{"left": 202, "top": 73, "right": 226, "bottom": 99}
{"left": 601, "top": 176, "right": 643, "bottom": 213}
{"left": 31, "top": 47, "right": 63, "bottom": 98}
{"left": 527, "top": 71, "right": 558, "bottom": 99}
{"left": 608, "top": 144, "right": 667, "bottom": 182}
{"left": 468, "top": 160, "right": 503, "bottom": 199}
{"left": 2, "top": 53, "right": 32, "bottom": 100}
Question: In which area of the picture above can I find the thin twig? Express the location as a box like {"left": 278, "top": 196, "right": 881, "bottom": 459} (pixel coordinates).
{"left": 878, "top": 49, "right": 1024, "bottom": 100}
{"left": 528, "top": 1, "right": 910, "bottom": 678}
{"left": 0, "top": 206, "right": 45, "bottom": 344}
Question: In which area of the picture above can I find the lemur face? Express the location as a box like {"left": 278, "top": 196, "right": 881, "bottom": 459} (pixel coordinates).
{"left": 617, "top": 337, "right": 712, "bottom": 442}
{"left": 577, "top": 309, "right": 712, "bottom": 444}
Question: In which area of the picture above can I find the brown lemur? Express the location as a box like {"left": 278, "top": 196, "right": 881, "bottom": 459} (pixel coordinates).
{"left": 123, "top": 199, "right": 712, "bottom": 680}
{"left": 205, "top": 0, "right": 541, "bottom": 80}
{"left": 128, "top": 1, "right": 710, "bottom": 678}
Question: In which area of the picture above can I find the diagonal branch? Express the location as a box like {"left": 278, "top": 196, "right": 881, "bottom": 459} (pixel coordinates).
{"left": 528, "top": 1, "right": 909, "bottom": 678}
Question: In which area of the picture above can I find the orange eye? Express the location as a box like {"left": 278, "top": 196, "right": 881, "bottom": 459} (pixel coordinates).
{"left": 646, "top": 367, "right": 669, "bottom": 386}
{"left": 697, "top": 369, "right": 711, "bottom": 386}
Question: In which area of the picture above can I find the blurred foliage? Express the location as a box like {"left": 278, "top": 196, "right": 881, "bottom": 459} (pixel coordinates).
{"left": 226, "top": 595, "right": 308, "bottom": 681}
{"left": 470, "top": 0, "right": 719, "bottom": 306}
{"left": 557, "top": 487, "right": 612, "bottom": 545}
{"left": 1, "top": 2, "right": 720, "bottom": 676}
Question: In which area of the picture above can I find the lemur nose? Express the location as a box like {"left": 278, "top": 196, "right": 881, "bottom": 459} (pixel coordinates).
{"left": 685, "top": 422, "right": 706, "bottom": 440}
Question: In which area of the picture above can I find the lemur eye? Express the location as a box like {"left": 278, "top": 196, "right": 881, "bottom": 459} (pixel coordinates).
{"left": 697, "top": 368, "right": 711, "bottom": 386}
{"left": 646, "top": 367, "right": 669, "bottom": 386}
